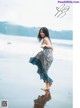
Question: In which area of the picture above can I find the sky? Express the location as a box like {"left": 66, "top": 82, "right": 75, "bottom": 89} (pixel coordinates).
{"left": 0, "top": 0, "right": 73, "bottom": 30}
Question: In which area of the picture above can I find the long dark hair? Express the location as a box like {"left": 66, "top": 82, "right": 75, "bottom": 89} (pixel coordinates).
{"left": 37, "top": 27, "right": 51, "bottom": 42}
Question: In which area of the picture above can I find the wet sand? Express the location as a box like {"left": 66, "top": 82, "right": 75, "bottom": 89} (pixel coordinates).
{"left": 0, "top": 35, "right": 72, "bottom": 108}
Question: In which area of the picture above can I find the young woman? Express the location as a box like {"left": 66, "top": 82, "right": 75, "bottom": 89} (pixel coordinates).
{"left": 29, "top": 27, "right": 53, "bottom": 91}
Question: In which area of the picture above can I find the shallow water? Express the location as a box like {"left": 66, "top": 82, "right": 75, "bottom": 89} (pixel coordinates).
{"left": 0, "top": 54, "right": 72, "bottom": 108}
{"left": 0, "top": 35, "right": 72, "bottom": 108}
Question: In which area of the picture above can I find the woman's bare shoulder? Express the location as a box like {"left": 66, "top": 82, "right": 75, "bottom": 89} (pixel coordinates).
{"left": 43, "top": 37, "right": 51, "bottom": 45}
{"left": 43, "top": 37, "right": 49, "bottom": 42}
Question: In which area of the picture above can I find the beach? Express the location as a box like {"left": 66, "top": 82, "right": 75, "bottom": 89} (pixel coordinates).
{"left": 0, "top": 34, "right": 73, "bottom": 108}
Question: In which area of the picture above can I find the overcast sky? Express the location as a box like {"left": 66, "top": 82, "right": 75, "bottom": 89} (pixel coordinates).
{"left": 0, "top": 0, "right": 73, "bottom": 30}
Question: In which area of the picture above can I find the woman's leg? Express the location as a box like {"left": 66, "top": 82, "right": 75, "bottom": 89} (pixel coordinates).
{"left": 45, "top": 82, "right": 49, "bottom": 89}
{"left": 44, "top": 82, "right": 52, "bottom": 90}
{"left": 42, "top": 81, "right": 49, "bottom": 90}
{"left": 48, "top": 82, "right": 52, "bottom": 87}
{"left": 45, "top": 80, "right": 52, "bottom": 87}
{"left": 42, "top": 81, "right": 52, "bottom": 91}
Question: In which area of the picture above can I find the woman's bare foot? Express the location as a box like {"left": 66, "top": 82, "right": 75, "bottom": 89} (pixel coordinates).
{"left": 41, "top": 88, "right": 49, "bottom": 91}
{"left": 41, "top": 86, "right": 49, "bottom": 91}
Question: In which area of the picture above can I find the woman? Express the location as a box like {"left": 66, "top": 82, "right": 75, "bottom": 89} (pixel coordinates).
{"left": 29, "top": 27, "right": 53, "bottom": 91}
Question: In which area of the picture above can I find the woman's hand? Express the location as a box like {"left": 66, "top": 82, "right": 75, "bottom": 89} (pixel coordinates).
{"left": 41, "top": 44, "right": 46, "bottom": 48}
{"left": 41, "top": 37, "right": 53, "bottom": 49}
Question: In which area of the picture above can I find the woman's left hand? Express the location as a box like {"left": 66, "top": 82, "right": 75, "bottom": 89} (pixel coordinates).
{"left": 41, "top": 44, "right": 46, "bottom": 48}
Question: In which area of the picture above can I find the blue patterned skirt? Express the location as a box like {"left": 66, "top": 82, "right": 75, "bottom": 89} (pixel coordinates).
{"left": 29, "top": 47, "right": 53, "bottom": 83}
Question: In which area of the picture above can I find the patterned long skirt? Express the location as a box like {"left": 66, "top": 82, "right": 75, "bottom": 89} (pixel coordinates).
{"left": 29, "top": 47, "right": 53, "bottom": 83}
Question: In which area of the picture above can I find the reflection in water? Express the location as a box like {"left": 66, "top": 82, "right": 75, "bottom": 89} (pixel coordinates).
{"left": 34, "top": 90, "right": 51, "bottom": 108}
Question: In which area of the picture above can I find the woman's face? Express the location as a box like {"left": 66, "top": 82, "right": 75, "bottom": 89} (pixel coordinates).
{"left": 40, "top": 30, "right": 45, "bottom": 38}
